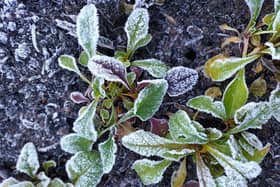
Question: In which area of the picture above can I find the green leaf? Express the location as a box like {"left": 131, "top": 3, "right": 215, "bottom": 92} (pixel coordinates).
{"left": 127, "top": 72, "right": 136, "bottom": 86}
{"left": 131, "top": 59, "right": 169, "bottom": 78}
{"left": 206, "top": 128, "right": 223, "bottom": 141}
{"left": 125, "top": 8, "right": 150, "bottom": 53}
{"left": 122, "top": 130, "right": 194, "bottom": 161}
{"left": 273, "top": 11, "right": 280, "bottom": 33}
{"left": 196, "top": 153, "right": 216, "bottom": 187}
{"left": 66, "top": 151, "right": 103, "bottom": 187}
{"left": 206, "top": 145, "right": 261, "bottom": 180}
{"left": 58, "top": 55, "right": 80, "bottom": 74}
{"left": 187, "top": 96, "right": 226, "bottom": 120}
{"left": 205, "top": 55, "right": 259, "bottom": 81}
{"left": 171, "top": 158, "right": 187, "bottom": 187}
{"left": 100, "top": 109, "right": 110, "bottom": 121}
{"left": 92, "top": 77, "right": 106, "bottom": 99}
{"left": 133, "top": 34, "right": 152, "bottom": 53}
{"left": 227, "top": 135, "right": 247, "bottom": 161}
{"left": 9, "top": 182, "right": 35, "bottom": 187}
{"left": 42, "top": 160, "right": 56, "bottom": 174}
{"left": 169, "top": 110, "right": 208, "bottom": 144}
{"left": 78, "top": 51, "right": 89, "bottom": 67}
{"left": 48, "top": 178, "right": 68, "bottom": 187}
{"left": 238, "top": 136, "right": 255, "bottom": 156}
{"left": 37, "top": 172, "right": 51, "bottom": 187}
{"left": 265, "top": 42, "right": 280, "bottom": 60}
{"left": 270, "top": 84, "right": 280, "bottom": 122}
{"left": 98, "top": 136, "right": 117, "bottom": 174}
{"left": 228, "top": 102, "right": 271, "bottom": 134}
{"left": 133, "top": 79, "right": 168, "bottom": 121}
{"left": 243, "top": 144, "right": 271, "bottom": 163}
{"left": 0, "top": 178, "right": 19, "bottom": 187}
{"left": 241, "top": 132, "right": 263, "bottom": 150}
{"left": 132, "top": 159, "right": 171, "bottom": 185}
{"left": 60, "top": 134, "right": 94, "bottom": 154}
{"left": 16, "top": 142, "right": 39, "bottom": 177}
{"left": 223, "top": 70, "right": 248, "bottom": 118}
{"left": 73, "top": 100, "right": 98, "bottom": 141}
{"left": 245, "top": 0, "right": 264, "bottom": 29}
{"left": 77, "top": 4, "right": 99, "bottom": 57}
{"left": 275, "top": 0, "right": 280, "bottom": 12}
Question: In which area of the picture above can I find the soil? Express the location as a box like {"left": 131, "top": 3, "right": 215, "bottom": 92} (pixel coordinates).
{"left": 0, "top": 0, "right": 279, "bottom": 186}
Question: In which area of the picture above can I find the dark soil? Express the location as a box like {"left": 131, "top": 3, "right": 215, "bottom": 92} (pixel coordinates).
{"left": 0, "top": 0, "right": 279, "bottom": 186}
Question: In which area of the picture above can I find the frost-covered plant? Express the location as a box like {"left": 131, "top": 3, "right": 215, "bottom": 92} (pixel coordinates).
{"left": 0, "top": 142, "right": 73, "bottom": 187}
{"left": 122, "top": 85, "right": 280, "bottom": 186}
{"left": 205, "top": 0, "right": 280, "bottom": 112}
{"left": 58, "top": 4, "right": 198, "bottom": 187}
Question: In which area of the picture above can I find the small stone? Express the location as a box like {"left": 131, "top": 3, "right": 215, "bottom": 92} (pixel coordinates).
{"left": 187, "top": 25, "right": 203, "bottom": 37}
{"left": 15, "top": 42, "right": 31, "bottom": 60}
{"left": 7, "top": 22, "right": 16, "bottom": 32}
{"left": 0, "top": 31, "right": 8, "bottom": 44}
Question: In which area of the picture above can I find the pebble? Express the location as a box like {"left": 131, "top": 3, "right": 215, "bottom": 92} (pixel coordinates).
{"left": 0, "top": 31, "right": 8, "bottom": 44}
{"left": 15, "top": 42, "right": 31, "bottom": 60}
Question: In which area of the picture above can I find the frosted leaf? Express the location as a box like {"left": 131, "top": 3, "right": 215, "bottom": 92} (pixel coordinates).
{"left": 88, "top": 55, "right": 129, "bottom": 88}
{"left": 171, "top": 158, "right": 187, "bottom": 187}
{"left": 133, "top": 34, "right": 152, "bottom": 53}
{"left": 132, "top": 159, "right": 171, "bottom": 185}
{"left": 77, "top": 4, "right": 99, "bottom": 57}
{"left": 243, "top": 144, "right": 271, "bottom": 163}
{"left": 60, "top": 133, "right": 94, "bottom": 154}
{"left": 208, "top": 147, "right": 262, "bottom": 180}
{"left": 169, "top": 110, "right": 208, "bottom": 144}
{"left": 187, "top": 96, "right": 226, "bottom": 120}
{"left": 241, "top": 132, "right": 263, "bottom": 150}
{"left": 273, "top": 11, "right": 280, "bottom": 32}
{"left": 125, "top": 8, "right": 149, "bottom": 52}
{"left": 98, "top": 136, "right": 117, "bottom": 174}
{"left": 131, "top": 58, "right": 169, "bottom": 78}
{"left": 269, "top": 84, "right": 280, "bottom": 122}
{"left": 70, "top": 92, "right": 90, "bottom": 104}
{"left": 78, "top": 51, "right": 89, "bottom": 67}
{"left": 206, "top": 128, "right": 222, "bottom": 141}
{"left": 238, "top": 137, "right": 255, "bottom": 156}
{"left": 215, "top": 175, "right": 247, "bottom": 187}
{"left": 16, "top": 142, "right": 39, "bottom": 177}
{"left": 205, "top": 55, "right": 259, "bottom": 81}
{"left": 122, "top": 130, "right": 194, "bottom": 161}
{"left": 9, "top": 182, "right": 35, "bottom": 187}
{"left": 92, "top": 76, "right": 106, "bottom": 99}
{"left": 66, "top": 151, "right": 103, "bottom": 187}
{"left": 37, "top": 172, "right": 51, "bottom": 187}
{"left": 58, "top": 55, "right": 80, "bottom": 75}
{"left": 134, "top": 79, "right": 168, "bottom": 121}
{"left": 229, "top": 102, "right": 271, "bottom": 134}
{"left": 265, "top": 42, "right": 280, "bottom": 60}
{"left": 196, "top": 154, "right": 216, "bottom": 187}
{"left": 0, "top": 177, "right": 18, "bottom": 187}
{"left": 227, "top": 135, "right": 247, "bottom": 161}
{"left": 245, "top": 0, "right": 264, "bottom": 29}
{"left": 223, "top": 71, "right": 248, "bottom": 119}
{"left": 48, "top": 178, "right": 67, "bottom": 187}
{"left": 275, "top": 0, "right": 280, "bottom": 12}
{"left": 73, "top": 101, "right": 98, "bottom": 141}
{"left": 165, "top": 66, "right": 198, "bottom": 97}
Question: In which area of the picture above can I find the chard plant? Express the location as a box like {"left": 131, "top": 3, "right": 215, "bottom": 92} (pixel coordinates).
{"left": 205, "top": 0, "right": 280, "bottom": 107}
{"left": 0, "top": 143, "right": 73, "bottom": 187}
{"left": 58, "top": 5, "right": 198, "bottom": 187}
{"left": 122, "top": 85, "right": 280, "bottom": 186}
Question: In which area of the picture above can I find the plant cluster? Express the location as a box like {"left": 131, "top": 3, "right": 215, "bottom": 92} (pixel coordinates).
{"left": 1, "top": 1, "right": 280, "bottom": 187}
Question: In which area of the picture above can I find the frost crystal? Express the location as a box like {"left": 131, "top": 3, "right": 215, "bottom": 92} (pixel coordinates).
{"left": 165, "top": 66, "right": 198, "bottom": 97}
{"left": 88, "top": 55, "right": 129, "bottom": 88}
